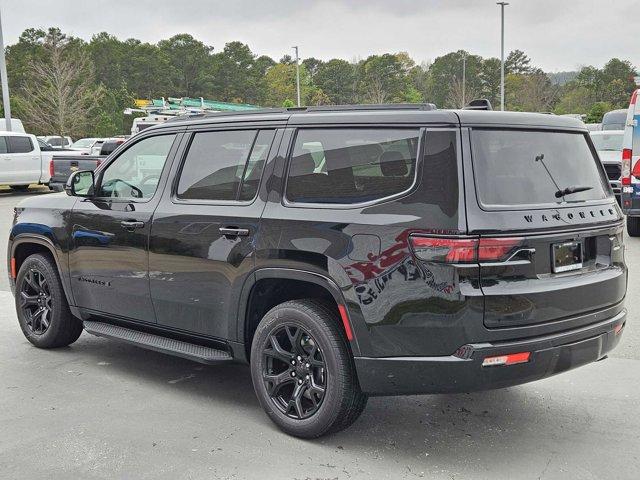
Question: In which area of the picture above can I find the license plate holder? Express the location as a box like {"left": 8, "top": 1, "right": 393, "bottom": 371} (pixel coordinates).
{"left": 552, "top": 241, "right": 583, "bottom": 273}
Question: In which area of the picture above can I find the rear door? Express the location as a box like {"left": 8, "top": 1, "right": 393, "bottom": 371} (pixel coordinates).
{"left": 6, "top": 135, "right": 40, "bottom": 184}
{"left": 148, "top": 127, "right": 280, "bottom": 339}
{"left": 465, "top": 127, "right": 626, "bottom": 332}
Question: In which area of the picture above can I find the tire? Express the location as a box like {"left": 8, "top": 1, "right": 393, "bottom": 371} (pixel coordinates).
{"left": 627, "top": 216, "right": 640, "bottom": 237}
{"left": 15, "top": 253, "right": 83, "bottom": 348}
{"left": 250, "top": 299, "right": 367, "bottom": 438}
{"left": 10, "top": 185, "right": 30, "bottom": 191}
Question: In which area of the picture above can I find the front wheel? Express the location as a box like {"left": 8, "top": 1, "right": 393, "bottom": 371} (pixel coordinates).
{"left": 250, "top": 299, "right": 367, "bottom": 438}
{"left": 15, "top": 253, "right": 83, "bottom": 348}
{"left": 627, "top": 216, "right": 640, "bottom": 237}
{"left": 10, "top": 185, "right": 30, "bottom": 192}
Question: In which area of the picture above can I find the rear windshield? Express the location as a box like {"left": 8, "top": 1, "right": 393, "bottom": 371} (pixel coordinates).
{"left": 590, "top": 132, "right": 623, "bottom": 151}
{"left": 471, "top": 129, "right": 609, "bottom": 208}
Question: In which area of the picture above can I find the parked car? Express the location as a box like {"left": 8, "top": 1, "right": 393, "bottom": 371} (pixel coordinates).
{"left": 602, "top": 109, "right": 627, "bottom": 131}
{"left": 98, "top": 137, "right": 128, "bottom": 156}
{"left": 40, "top": 136, "right": 73, "bottom": 149}
{"left": 48, "top": 155, "right": 102, "bottom": 191}
{"left": 60, "top": 137, "right": 103, "bottom": 156}
{"left": 621, "top": 90, "right": 640, "bottom": 234}
{"left": 0, "top": 131, "right": 52, "bottom": 190}
{"left": 8, "top": 105, "right": 626, "bottom": 438}
{"left": 590, "top": 130, "right": 623, "bottom": 202}
{"left": 1, "top": 118, "right": 26, "bottom": 133}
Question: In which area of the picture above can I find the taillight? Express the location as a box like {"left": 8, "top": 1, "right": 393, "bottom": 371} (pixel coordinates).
{"left": 409, "top": 236, "right": 523, "bottom": 263}
{"left": 622, "top": 148, "right": 632, "bottom": 185}
{"left": 49, "top": 159, "right": 54, "bottom": 177}
{"left": 482, "top": 352, "right": 531, "bottom": 367}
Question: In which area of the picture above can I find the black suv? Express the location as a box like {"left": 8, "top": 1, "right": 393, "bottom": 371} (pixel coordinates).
{"left": 8, "top": 105, "right": 627, "bottom": 438}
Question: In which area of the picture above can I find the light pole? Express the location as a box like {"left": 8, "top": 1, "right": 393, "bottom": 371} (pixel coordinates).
{"left": 497, "top": 2, "right": 509, "bottom": 111}
{"left": 0, "top": 7, "right": 12, "bottom": 131}
{"left": 461, "top": 53, "right": 467, "bottom": 107}
{"left": 292, "top": 46, "right": 301, "bottom": 107}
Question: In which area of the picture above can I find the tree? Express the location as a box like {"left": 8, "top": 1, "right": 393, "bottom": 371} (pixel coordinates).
{"left": 211, "top": 41, "right": 263, "bottom": 103}
{"left": 314, "top": 59, "right": 356, "bottom": 104}
{"left": 505, "top": 49, "right": 532, "bottom": 75}
{"left": 357, "top": 54, "right": 408, "bottom": 104}
{"left": 426, "top": 50, "right": 484, "bottom": 108}
{"left": 264, "top": 62, "right": 313, "bottom": 107}
{"left": 302, "top": 57, "right": 324, "bottom": 80}
{"left": 157, "top": 34, "right": 214, "bottom": 97}
{"left": 505, "top": 72, "right": 557, "bottom": 112}
{"left": 16, "top": 30, "right": 103, "bottom": 137}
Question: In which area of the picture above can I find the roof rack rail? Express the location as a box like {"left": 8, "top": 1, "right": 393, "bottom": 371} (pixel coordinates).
{"left": 464, "top": 99, "right": 493, "bottom": 111}
{"left": 165, "top": 103, "right": 439, "bottom": 124}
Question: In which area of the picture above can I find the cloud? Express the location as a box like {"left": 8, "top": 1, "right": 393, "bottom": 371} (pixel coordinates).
{"left": 1, "top": 0, "right": 637, "bottom": 71}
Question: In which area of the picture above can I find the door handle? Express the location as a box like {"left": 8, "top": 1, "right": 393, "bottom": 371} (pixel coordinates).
{"left": 120, "top": 220, "right": 145, "bottom": 231}
{"left": 219, "top": 227, "right": 250, "bottom": 237}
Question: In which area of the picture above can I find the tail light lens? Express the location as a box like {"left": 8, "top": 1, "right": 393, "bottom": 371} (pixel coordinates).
{"left": 49, "top": 159, "right": 54, "bottom": 177}
{"left": 409, "top": 236, "right": 523, "bottom": 263}
{"left": 622, "top": 149, "right": 632, "bottom": 185}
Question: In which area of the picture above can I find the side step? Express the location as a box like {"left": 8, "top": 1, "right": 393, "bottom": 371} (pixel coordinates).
{"left": 83, "top": 320, "right": 233, "bottom": 364}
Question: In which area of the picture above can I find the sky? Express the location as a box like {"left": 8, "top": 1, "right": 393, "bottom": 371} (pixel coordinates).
{"left": 1, "top": 0, "right": 638, "bottom": 72}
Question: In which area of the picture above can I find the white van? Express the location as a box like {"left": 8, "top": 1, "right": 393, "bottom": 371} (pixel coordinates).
{"left": 0, "top": 131, "right": 53, "bottom": 190}
{"left": 620, "top": 90, "right": 640, "bottom": 234}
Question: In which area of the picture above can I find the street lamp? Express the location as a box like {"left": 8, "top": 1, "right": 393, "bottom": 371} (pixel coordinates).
{"left": 0, "top": 7, "right": 12, "bottom": 131}
{"left": 461, "top": 53, "right": 467, "bottom": 107}
{"left": 292, "top": 46, "right": 301, "bottom": 107}
{"left": 497, "top": 2, "right": 509, "bottom": 111}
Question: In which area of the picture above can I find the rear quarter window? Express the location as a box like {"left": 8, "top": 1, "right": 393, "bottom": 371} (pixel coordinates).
{"left": 471, "top": 129, "right": 609, "bottom": 209}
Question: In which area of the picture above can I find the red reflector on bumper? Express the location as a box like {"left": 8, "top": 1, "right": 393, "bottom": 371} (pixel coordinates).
{"left": 10, "top": 257, "right": 16, "bottom": 279}
{"left": 614, "top": 323, "right": 624, "bottom": 335}
{"left": 482, "top": 352, "right": 531, "bottom": 367}
{"left": 338, "top": 304, "right": 354, "bottom": 341}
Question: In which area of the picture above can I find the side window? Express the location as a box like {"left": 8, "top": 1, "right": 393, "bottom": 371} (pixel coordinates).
{"left": 177, "top": 129, "right": 273, "bottom": 202}
{"left": 286, "top": 128, "right": 420, "bottom": 204}
{"left": 239, "top": 130, "right": 275, "bottom": 201}
{"left": 8, "top": 136, "right": 34, "bottom": 153}
{"left": 98, "top": 134, "right": 176, "bottom": 199}
{"left": 0, "top": 136, "right": 8, "bottom": 154}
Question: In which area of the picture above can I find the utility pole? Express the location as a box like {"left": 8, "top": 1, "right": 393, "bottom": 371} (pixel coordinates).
{"left": 462, "top": 53, "right": 467, "bottom": 107}
{"left": 0, "top": 7, "right": 12, "bottom": 131}
{"left": 292, "top": 46, "right": 301, "bottom": 107}
{"left": 497, "top": 2, "right": 509, "bottom": 111}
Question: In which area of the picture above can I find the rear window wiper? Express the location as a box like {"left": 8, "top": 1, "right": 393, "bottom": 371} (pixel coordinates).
{"left": 555, "top": 185, "right": 593, "bottom": 198}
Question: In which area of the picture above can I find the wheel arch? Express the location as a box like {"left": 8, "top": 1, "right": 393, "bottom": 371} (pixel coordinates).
{"left": 238, "top": 268, "right": 362, "bottom": 361}
{"left": 10, "top": 234, "right": 73, "bottom": 306}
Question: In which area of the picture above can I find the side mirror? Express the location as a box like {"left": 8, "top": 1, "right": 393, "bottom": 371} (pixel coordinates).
{"left": 65, "top": 170, "right": 95, "bottom": 197}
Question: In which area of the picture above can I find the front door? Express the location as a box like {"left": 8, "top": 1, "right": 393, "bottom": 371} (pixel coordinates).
{"left": 149, "top": 128, "right": 278, "bottom": 339}
{"left": 68, "top": 132, "right": 181, "bottom": 322}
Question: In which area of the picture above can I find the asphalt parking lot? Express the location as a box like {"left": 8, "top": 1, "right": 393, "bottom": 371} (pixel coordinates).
{"left": 0, "top": 187, "right": 639, "bottom": 480}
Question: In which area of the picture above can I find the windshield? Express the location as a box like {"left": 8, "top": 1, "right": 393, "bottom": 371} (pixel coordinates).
{"left": 590, "top": 132, "right": 623, "bottom": 151}
{"left": 71, "top": 138, "right": 96, "bottom": 148}
{"left": 472, "top": 129, "right": 609, "bottom": 208}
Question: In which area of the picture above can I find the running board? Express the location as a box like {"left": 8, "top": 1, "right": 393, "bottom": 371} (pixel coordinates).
{"left": 83, "top": 320, "right": 233, "bottom": 364}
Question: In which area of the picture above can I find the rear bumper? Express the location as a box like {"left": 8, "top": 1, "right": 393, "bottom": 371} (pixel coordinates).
{"left": 355, "top": 309, "right": 626, "bottom": 396}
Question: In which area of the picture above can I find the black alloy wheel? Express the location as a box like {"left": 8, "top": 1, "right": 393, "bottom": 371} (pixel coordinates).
{"left": 19, "top": 268, "right": 53, "bottom": 335}
{"left": 262, "top": 324, "right": 327, "bottom": 419}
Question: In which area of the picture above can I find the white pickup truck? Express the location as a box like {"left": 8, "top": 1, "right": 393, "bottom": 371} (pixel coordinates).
{"left": 0, "top": 131, "right": 53, "bottom": 190}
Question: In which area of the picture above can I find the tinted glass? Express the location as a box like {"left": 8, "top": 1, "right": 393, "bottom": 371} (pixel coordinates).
{"left": 286, "top": 128, "right": 419, "bottom": 204}
{"left": 421, "top": 130, "right": 459, "bottom": 218}
{"left": 177, "top": 130, "right": 256, "bottom": 201}
{"left": 472, "top": 129, "right": 609, "bottom": 207}
{"left": 238, "top": 130, "right": 275, "bottom": 201}
{"left": 99, "top": 134, "right": 175, "bottom": 199}
{"left": 590, "top": 132, "right": 623, "bottom": 151}
{"left": 8, "top": 136, "right": 33, "bottom": 153}
{"left": 0, "top": 136, "right": 8, "bottom": 154}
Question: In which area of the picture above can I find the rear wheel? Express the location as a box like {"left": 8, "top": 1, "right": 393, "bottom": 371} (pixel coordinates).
{"left": 10, "top": 185, "right": 29, "bottom": 192}
{"left": 250, "top": 299, "right": 367, "bottom": 438}
{"left": 627, "top": 216, "right": 640, "bottom": 237}
{"left": 15, "top": 253, "right": 83, "bottom": 348}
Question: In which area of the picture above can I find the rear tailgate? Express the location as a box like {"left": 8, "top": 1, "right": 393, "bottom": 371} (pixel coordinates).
{"left": 50, "top": 155, "right": 103, "bottom": 184}
{"left": 465, "top": 126, "right": 626, "bottom": 332}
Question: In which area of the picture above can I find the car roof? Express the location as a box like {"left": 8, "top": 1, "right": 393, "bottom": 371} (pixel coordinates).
{"left": 0, "top": 130, "right": 32, "bottom": 137}
{"left": 145, "top": 105, "right": 588, "bottom": 132}
{"left": 589, "top": 129, "right": 624, "bottom": 135}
